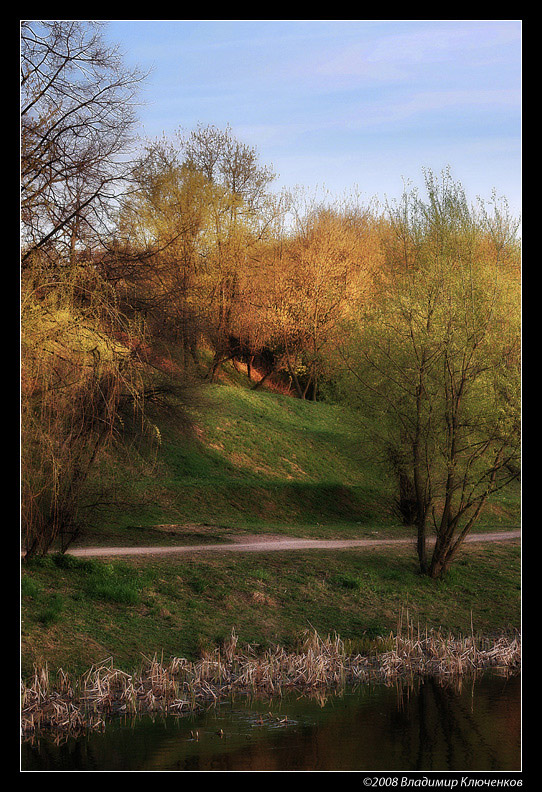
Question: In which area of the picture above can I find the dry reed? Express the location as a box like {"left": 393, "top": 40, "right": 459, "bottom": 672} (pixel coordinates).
{"left": 21, "top": 622, "right": 520, "bottom": 738}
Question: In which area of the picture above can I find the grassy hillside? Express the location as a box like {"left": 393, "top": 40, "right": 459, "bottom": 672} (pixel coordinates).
{"left": 77, "top": 363, "right": 520, "bottom": 547}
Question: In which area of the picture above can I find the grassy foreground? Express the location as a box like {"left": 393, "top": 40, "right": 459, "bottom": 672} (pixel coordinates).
{"left": 21, "top": 372, "right": 521, "bottom": 679}
{"left": 21, "top": 541, "right": 520, "bottom": 678}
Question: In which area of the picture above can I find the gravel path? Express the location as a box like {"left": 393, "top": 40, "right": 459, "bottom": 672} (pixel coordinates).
{"left": 65, "top": 530, "right": 521, "bottom": 558}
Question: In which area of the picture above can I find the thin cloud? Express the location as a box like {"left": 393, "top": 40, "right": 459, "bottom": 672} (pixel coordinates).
{"left": 315, "top": 21, "right": 520, "bottom": 79}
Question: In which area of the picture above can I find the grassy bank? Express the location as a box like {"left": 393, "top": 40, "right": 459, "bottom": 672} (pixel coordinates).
{"left": 21, "top": 372, "right": 521, "bottom": 680}
{"left": 21, "top": 540, "right": 520, "bottom": 678}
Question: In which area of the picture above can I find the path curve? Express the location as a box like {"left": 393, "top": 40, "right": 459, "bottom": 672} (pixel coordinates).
{"left": 65, "top": 530, "right": 521, "bottom": 558}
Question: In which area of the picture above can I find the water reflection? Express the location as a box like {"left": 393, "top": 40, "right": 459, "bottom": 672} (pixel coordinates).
{"left": 21, "top": 672, "right": 520, "bottom": 771}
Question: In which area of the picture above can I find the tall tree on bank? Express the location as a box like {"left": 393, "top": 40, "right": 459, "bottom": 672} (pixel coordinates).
{"left": 110, "top": 128, "right": 280, "bottom": 380}
{"left": 338, "top": 170, "right": 520, "bottom": 578}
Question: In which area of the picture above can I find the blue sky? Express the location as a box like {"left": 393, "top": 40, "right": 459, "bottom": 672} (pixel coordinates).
{"left": 103, "top": 19, "right": 522, "bottom": 218}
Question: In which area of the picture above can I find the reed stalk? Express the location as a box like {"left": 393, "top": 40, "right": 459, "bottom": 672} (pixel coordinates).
{"left": 21, "top": 619, "right": 520, "bottom": 738}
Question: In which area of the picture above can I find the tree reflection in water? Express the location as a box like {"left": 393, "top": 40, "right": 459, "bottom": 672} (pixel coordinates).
{"left": 22, "top": 672, "right": 520, "bottom": 771}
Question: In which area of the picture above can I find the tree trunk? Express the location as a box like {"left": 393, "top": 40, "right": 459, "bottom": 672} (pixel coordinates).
{"left": 429, "top": 550, "right": 452, "bottom": 580}
{"left": 428, "top": 525, "right": 458, "bottom": 579}
{"left": 416, "top": 517, "right": 428, "bottom": 574}
{"left": 284, "top": 350, "right": 304, "bottom": 399}
{"left": 209, "top": 351, "right": 224, "bottom": 382}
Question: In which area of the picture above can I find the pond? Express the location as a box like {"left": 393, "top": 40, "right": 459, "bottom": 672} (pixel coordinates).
{"left": 21, "top": 672, "right": 520, "bottom": 772}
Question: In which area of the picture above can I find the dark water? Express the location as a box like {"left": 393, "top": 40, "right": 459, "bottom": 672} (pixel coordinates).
{"left": 21, "top": 673, "right": 520, "bottom": 772}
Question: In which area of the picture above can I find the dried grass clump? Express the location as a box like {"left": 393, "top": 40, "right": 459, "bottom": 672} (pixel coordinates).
{"left": 21, "top": 620, "right": 520, "bottom": 738}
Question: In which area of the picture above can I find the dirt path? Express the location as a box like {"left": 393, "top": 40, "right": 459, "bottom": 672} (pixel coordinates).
{"left": 65, "top": 530, "right": 521, "bottom": 558}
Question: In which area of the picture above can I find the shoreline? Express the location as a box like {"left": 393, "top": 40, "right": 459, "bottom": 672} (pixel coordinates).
{"left": 21, "top": 628, "right": 521, "bottom": 739}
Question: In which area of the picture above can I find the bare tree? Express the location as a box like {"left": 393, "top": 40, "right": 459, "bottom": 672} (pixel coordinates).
{"left": 180, "top": 123, "right": 275, "bottom": 213}
{"left": 21, "top": 20, "right": 146, "bottom": 264}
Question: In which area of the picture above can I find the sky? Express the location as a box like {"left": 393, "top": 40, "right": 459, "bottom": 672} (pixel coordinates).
{"left": 103, "top": 19, "right": 522, "bottom": 219}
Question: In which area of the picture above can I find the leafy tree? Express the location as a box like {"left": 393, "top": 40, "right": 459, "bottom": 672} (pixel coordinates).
{"left": 338, "top": 170, "right": 520, "bottom": 577}
{"left": 110, "top": 138, "right": 213, "bottom": 367}
{"left": 110, "top": 128, "right": 279, "bottom": 382}
{"left": 255, "top": 195, "right": 381, "bottom": 399}
{"left": 178, "top": 124, "right": 277, "bottom": 380}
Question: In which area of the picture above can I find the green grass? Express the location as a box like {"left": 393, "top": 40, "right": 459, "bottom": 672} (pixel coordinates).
{"left": 21, "top": 540, "right": 520, "bottom": 678}
{"left": 22, "top": 369, "right": 520, "bottom": 678}
{"left": 74, "top": 371, "right": 520, "bottom": 546}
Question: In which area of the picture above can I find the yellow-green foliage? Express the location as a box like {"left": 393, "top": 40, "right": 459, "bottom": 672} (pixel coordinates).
{"left": 21, "top": 263, "right": 146, "bottom": 557}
